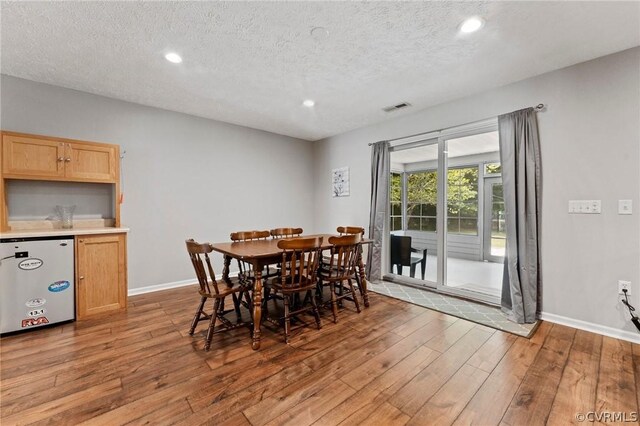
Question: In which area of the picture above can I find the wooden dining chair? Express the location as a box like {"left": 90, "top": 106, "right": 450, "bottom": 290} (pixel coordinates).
{"left": 319, "top": 234, "right": 362, "bottom": 323}
{"left": 332, "top": 226, "right": 367, "bottom": 296}
{"left": 185, "top": 239, "right": 251, "bottom": 351}
{"left": 229, "top": 230, "right": 271, "bottom": 284}
{"left": 265, "top": 236, "right": 323, "bottom": 343}
{"left": 270, "top": 228, "right": 303, "bottom": 239}
{"left": 337, "top": 226, "right": 365, "bottom": 237}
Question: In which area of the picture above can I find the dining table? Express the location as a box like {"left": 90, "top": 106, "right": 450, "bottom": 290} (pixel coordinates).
{"left": 210, "top": 234, "right": 372, "bottom": 350}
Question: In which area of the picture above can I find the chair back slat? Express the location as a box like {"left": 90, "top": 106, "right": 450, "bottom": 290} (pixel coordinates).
{"left": 270, "top": 227, "right": 303, "bottom": 239}
{"left": 185, "top": 239, "right": 220, "bottom": 295}
{"left": 230, "top": 230, "right": 270, "bottom": 241}
{"left": 327, "top": 234, "right": 361, "bottom": 280}
{"left": 229, "top": 230, "right": 270, "bottom": 280}
{"left": 277, "top": 236, "right": 322, "bottom": 289}
{"left": 337, "top": 226, "right": 365, "bottom": 237}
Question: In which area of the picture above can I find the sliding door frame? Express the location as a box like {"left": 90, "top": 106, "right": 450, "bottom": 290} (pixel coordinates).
{"left": 383, "top": 119, "right": 501, "bottom": 305}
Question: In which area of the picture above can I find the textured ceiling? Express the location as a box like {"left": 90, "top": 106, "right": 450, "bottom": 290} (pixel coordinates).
{"left": 1, "top": 1, "right": 639, "bottom": 141}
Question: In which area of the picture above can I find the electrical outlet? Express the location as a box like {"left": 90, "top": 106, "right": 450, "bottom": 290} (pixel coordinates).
{"left": 618, "top": 280, "right": 631, "bottom": 295}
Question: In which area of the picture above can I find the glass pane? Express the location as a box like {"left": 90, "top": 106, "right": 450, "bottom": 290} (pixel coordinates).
{"left": 389, "top": 142, "right": 438, "bottom": 285}
{"left": 390, "top": 173, "right": 403, "bottom": 202}
{"left": 446, "top": 130, "right": 502, "bottom": 299}
{"left": 490, "top": 182, "right": 506, "bottom": 256}
{"left": 407, "top": 217, "right": 421, "bottom": 230}
{"left": 485, "top": 163, "right": 501, "bottom": 175}
{"left": 392, "top": 202, "right": 401, "bottom": 216}
{"left": 422, "top": 217, "right": 437, "bottom": 232}
{"left": 423, "top": 203, "right": 437, "bottom": 216}
{"left": 459, "top": 218, "right": 478, "bottom": 235}
{"left": 406, "top": 203, "right": 420, "bottom": 216}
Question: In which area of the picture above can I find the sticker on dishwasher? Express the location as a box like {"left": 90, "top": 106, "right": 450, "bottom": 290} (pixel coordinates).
{"left": 21, "top": 316, "right": 49, "bottom": 328}
{"left": 18, "top": 258, "right": 43, "bottom": 271}
{"left": 27, "top": 308, "right": 46, "bottom": 317}
{"left": 48, "top": 281, "right": 70, "bottom": 292}
{"left": 25, "top": 298, "right": 46, "bottom": 308}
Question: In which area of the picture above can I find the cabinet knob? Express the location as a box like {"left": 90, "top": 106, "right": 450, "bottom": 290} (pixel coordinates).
{"left": 65, "top": 158, "right": 71, "bottom": 162}
{"left": 79, "top": 276, "right": 84, "bottom": 280}
{"left": 57, "top": 157, "right": 64, "bottom": 162}
{"left": 79, "top": 240, "right": 84, "bottom": 243}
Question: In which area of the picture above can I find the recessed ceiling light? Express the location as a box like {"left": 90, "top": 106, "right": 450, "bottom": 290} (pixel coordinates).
{"left": 460, "top": 17, "right": 484, "bottom": 33}
{"left": 303, "top": 99, "right": 315, "bottom": 107}
{"left": 164, "top": 52, "right": 182, "bottom": 63}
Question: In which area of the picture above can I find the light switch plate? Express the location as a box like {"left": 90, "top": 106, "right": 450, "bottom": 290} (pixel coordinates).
{"left": 619, "top": 200, "right": 632, "bottom": 215}
{"left": 569, "top": 200, "right": 601, "bottom": 214}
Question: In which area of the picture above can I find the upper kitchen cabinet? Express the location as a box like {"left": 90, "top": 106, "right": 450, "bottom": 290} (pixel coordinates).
{"left": 2, "top": 132, "right": 118, "bottom": 183}
{"left": 2, "top": 134, "right": 66, "bottom": 179}
{"left": 65, "top": 142, "right": 117, "bottom": 182}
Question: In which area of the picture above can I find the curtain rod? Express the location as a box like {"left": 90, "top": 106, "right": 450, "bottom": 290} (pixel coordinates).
{"left": 368, "top": 103, "right": 546, "bottom": 146}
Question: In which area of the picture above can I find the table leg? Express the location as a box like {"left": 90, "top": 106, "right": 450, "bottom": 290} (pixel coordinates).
{"left": 357, "top": 249, "right": 370, "bottom": 307}
{"left": 251, "top": 265, "right": 263, "bottom": 350}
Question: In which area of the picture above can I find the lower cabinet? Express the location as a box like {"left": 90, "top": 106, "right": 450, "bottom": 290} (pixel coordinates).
{"left": 76, "top": 233, "right": 127, "bottom": 319}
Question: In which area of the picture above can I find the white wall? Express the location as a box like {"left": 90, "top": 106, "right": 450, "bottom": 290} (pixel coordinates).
{"left": 1, "top": 75, "right": 315, "bottom": 290}
{"left": 313, "top": 47, "right": 640, "bottom": 337}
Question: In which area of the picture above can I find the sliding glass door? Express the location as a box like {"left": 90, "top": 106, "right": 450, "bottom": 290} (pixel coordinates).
{"left": 385, "top": 124, "right": 504, "bottom": 304}
{"left": 388, "top": 140, "right": 439, "bottom": 287}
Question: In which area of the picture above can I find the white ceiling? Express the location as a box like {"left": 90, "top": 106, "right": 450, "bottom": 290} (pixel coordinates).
{"left": 391, "top": 131, "right": 499, "bottom": 165}
{"left": 1, "top": 2, "right": 639, "bottom": 141}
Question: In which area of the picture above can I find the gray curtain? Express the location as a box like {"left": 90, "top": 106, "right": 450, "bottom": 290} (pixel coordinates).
{"left": 499, "top": 107, "right": 542, "bottom": 324}
{"left": 367, "top": 141, "right": 390, "bottom": 280}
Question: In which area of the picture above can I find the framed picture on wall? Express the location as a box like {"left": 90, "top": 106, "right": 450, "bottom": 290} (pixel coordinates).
{"left": 332, "top": 166, "right": 350, "bottom": 197}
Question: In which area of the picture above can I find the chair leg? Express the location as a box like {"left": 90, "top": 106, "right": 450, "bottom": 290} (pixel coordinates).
{"left": 245, "top": 290, "right": 254, "bottom": 322}
{"left": 330, "top": 282, "right": 339, "bottom": 323}
{"left": 309, "top": 290, "right": 322, "bottom": 330}
{"left": 410, "top": 263, "right": 416, "bottom": 278}
{"left": 398, "top": 265, "right": 403, "bottom": 276}
{"left": 232, "top": 293, "right": 242, "bottom": 322}
{"left": 348, "top": 279, "right": 361, "bottom": 313}
{"left": 189, "top": 296, "right": 207, "bottom": 335}
{"left": 283, "top": 294, "right": 291, "bottom": 344}
{"left": 421, "top": 258, "right": 426, "bottom": 280}
{"left": 263, "top": 286, "right": 271, "bottom": 315}
{"left": 205, "top": 298, "right": 221, "bottom": 351}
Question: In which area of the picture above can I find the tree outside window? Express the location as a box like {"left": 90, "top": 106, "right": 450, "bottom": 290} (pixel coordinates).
{"left": 404, "top": 167, "right": 478, "bottom": 234}
{"left": 406, "top": 171, "right": 437, "bottom": 231}
{"left": 447, "top": 167, "right": 479, "bottom": 235}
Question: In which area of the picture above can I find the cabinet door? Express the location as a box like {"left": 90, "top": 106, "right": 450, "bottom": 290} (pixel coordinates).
{"left": 76, "top": 234, "right": 127, "bottom": 318}
{"left": 2, "top": 135, "right": 65, "bottom": 179}
{"left": 65, "top": 142, "right": 117, "bottom": 182}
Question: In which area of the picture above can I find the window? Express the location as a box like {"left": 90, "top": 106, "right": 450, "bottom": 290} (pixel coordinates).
{"left": 447, "top": 167, "right": 479, "bottom": 235}
{"left": 390, "top": 172, "right": 403, "bottom": 231}
{"left": 484, "top": 163, "right": 501, "bottom": 175}
{"left": 406, "top": 171, "right": 437, "bottom": 232}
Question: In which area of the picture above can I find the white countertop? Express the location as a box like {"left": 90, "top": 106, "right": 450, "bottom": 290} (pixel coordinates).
{"left": 0, "top": 227, "right": 129, "bottom": 239}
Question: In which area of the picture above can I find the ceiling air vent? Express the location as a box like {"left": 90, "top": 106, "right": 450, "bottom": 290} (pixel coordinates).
{"left": 382, "top": 102, "right": 412, "bottom": 113}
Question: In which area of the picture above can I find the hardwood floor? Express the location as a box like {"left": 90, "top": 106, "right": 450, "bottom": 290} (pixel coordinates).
{"left": 1, "top": 285, "right": 639, "bottom": 425}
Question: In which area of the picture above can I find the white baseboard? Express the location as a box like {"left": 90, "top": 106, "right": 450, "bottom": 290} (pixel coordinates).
{"left": 128, "top": 272, "right": 239, "bottom": 297}
{"left": 128, "top": 279, "right": 197, "bottom": 296}
{"left": 540, "top": 312, "right": 640, "bottom": 344}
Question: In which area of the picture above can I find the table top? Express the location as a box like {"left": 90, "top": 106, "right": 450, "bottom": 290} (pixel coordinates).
{"left": 210, "top": 233, "right": 371, "bottom": 260}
